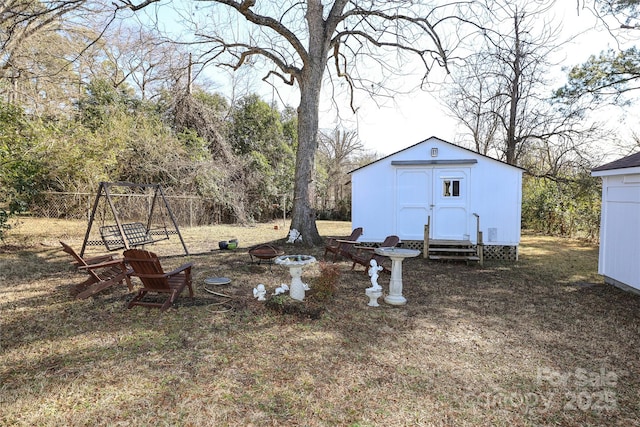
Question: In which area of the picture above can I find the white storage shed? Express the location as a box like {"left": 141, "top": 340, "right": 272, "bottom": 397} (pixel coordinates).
{"left": 349, "top": 136, "right": 523, "bottom": 261}
{"left": 592, "top": 152, "right": 640, "bottom": 293}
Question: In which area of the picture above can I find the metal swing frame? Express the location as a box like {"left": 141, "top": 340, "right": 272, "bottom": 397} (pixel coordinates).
{"left": 80, "top": 182, "right": 189, "bottom": 256}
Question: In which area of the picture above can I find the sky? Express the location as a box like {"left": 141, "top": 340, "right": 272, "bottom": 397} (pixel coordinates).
{"left": 194, "top": 1, "right": 628, "bottom": 158}
{"left": 345, "top": 3, "right": 620, "bottom": 156}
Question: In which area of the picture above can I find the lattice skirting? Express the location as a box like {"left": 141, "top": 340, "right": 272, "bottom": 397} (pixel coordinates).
{"left": 391, "top": 241, "right": 519, "bottom": 261}
{"left": 481, "top": 245, "right": 519, "bottom": 261}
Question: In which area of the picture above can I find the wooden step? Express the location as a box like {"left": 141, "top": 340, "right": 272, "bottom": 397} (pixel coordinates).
{"left": 428, "top": 247, "right": 476, "bottom": 253}
{"left": 426, "top": 238, "right": 480, "bottom": 263}
{"left": 429, "top": 239, "right": 472, "bottom": 246}
{"left": 424, "top": 216, "right": 484, "bottom": 266}
{"left": 429, "top": 255, "right": 480, "bottom": 261}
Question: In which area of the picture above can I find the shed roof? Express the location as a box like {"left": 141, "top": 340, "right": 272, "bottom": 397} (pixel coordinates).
{"left": 592, "top": 151, "right": 640, "bottom": 172}
{"left": 349, "top": 136, "right": 524, "bottom": 174}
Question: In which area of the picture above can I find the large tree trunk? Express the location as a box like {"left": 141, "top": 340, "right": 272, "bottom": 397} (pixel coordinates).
{"left": 289, "top": 1, "right": 327, "bottom": 246}
{"left": 289, "top": 1, "right": 353, "bottom": 246}
{"left": 290, "top": 75, "right": 323, "bottom": 245}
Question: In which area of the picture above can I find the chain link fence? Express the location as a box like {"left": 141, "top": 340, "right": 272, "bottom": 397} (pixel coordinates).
{"left": 30, "top": 192, "right": 231, "bottom": 226}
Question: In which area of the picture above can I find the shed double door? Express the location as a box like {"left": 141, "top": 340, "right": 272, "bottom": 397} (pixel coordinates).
{"left": 396, "top": 167, "right": 470, "bottom": 241}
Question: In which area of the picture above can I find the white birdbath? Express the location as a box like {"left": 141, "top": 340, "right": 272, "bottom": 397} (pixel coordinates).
{"left": 274, "top": 255, "right": 317, "bottom": 301}
{"left": 374, "top": 247, "right": 421, "bottom": 305}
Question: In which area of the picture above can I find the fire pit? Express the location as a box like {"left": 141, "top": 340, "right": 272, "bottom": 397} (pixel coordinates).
{"left": 248, "top": 244, "right": 285, "bottom": 264}
{"left": 274, "top": 255, "right": 317, "bottom": 301}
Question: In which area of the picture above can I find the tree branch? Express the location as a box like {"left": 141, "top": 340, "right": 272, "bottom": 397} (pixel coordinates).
{"left": 195, "top": 35, "right": 302, "bottom": 85}
{"left": 209, "top": 0, "right": 309, "bottom": 67}
{"left": 115, "top": 0, "right": 161, "bottom": 11}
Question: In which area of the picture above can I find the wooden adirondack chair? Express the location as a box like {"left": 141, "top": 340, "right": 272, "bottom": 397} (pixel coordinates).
{"left": 60, "top": 241, "right": 132, "bottom": 299}
{"left": 323, "top": 227, "right": 363, "bottom": 262}
{"left": 350, "top": 235, "right": 400, "bottom": 274}
{"left": 123, "top": 249, "right": 194, "bottom": 311}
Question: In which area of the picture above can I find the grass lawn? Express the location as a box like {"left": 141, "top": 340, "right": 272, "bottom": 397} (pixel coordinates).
{"left": 1, "top": 218, "right": 639, "bottom": 426}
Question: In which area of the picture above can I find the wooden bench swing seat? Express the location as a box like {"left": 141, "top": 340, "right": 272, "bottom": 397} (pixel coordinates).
{"left": 79, "top": 182, "right": 189, "bottom": 257}
{"left": 99, "top": 222, "right": 169, "bottom": 251}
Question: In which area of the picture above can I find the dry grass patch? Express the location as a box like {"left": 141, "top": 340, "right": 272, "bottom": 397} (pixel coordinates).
{"left": 1, "top": 220, "right": 640, "bottom": 426}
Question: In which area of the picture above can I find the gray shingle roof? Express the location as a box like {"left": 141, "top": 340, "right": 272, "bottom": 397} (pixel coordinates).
{"left": 592, "top": 152, "right": 640, "bottom": 172}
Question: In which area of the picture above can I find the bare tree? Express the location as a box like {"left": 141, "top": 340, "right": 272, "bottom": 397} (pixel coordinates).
{"left": 446, "top": 55, "right": 502, "bottom": 156}
{"left": 115, "top": 0, "right": 466, "bottom": 244}
{"left": 444, "top": 0, "right": 600, "bottom": 172}
{"left": 98, "top": 25, "right": 199, "bottom": 100}
{"left": 317, "top": 128, "right": 363, "bottom": 214}
{"left": 0, "top": 1, "right": 107, "bottom": 105}
{"left": 1, "top": 1, "right": 85, "bottom": 60}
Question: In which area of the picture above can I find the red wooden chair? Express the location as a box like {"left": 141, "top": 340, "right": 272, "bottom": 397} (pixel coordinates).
{"left": 323, "top": 227, "right": 363, "bottom": 262}
{"left": 123, "top": 249, "right": 194, "bottom": 311}
{"left": 350, "top": 235, "right": 400, "bottom": 274}
{"left": 60, "top": 241, "right": 132, "bottom": 299}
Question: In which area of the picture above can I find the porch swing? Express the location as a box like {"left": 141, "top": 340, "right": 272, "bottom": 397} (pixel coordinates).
{"left": 80, "top": 182, "right": 189, "bottom": 257}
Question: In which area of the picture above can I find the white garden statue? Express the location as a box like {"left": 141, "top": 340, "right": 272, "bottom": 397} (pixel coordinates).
{"left": 368, "top": 259, "right": 383, "bottom": 290}
{"left": 273, "top": 284, "right": 289, "bottom": 295}
{"left": 365, "top": 259, "right": 384, "bottom": 307}
{"left": 253, "top": 284, "right": 267, "bottom": 301}
{"left": 286, "top": 228, "right": 302, "bottom": 243}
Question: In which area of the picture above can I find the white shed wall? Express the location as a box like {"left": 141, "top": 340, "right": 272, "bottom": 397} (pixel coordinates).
{"left": 351, "top": 138, "right": 522, "bottom": 245}
{"left": 351, "top": 157, "right": 396, "bottom": 242}
{"left": 597, "top": 174, "right": 640, "bottom": 291}
{"left": 470, "top": 158, "right": 522, "bottom": 245}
